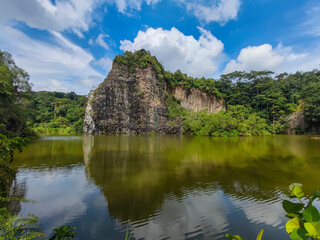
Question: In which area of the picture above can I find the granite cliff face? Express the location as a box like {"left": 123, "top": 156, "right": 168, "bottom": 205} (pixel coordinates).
{"left": 83, "top": 57, "right": 226, "bottom": 134}
{"left": 285, "top": 111, "right": 306, "bottom": 134}
{"left": 172, "top": 86, "right": 226, "bottom": 113}
{"left": 84, "top": 64, "right": 169, "bottom": 134}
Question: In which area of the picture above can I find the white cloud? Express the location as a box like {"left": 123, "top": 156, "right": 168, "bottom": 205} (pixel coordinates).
{"left": 96, "top": 34, "right": 110, "bottom": 50}
{"left": 224, "top": 44, "right": 285, "bottom": 73}
{"left": 182, "top": 0, "right": 241, "bottom": 24}
{"left": 114, "top": 0, "right": 162, "bottom": 13}
{"left": 0, "top": 0, "right": 103, "bottom": 35}
{"left": 120, "top": 27, "right": 225, "bottom": 77}
{"left": 93, "top": 57, "right": 113, "bottom": 71}
{"left": 303, "top": 5, "right": 320, "bottom": 37}
{"left": 224, "top": 43, "right": 320, "bottom": 74}
{"left": 230, "top": 196, "right": 285, "bottom": 228}
{"left": 0, "top": 25, "right": 104, "bottom": 94}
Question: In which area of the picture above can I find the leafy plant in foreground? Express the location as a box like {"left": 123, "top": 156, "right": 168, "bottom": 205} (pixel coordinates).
{"left": 226, "top": 184, "right": 320, "bottom": 240}
{"left": 0, "top": 134, "right": 27, "bottom": 191}
{"left": 283, "top": 183, "right": 320, "bottom": 239}
{"left": 49, "top": 225, "right": 76, "bottom": 240}
{"left": 0, "top": 207, "right": 44, "bottom": 240}
{"left": 226, "top": 229, "right": 264, "bottom": 240}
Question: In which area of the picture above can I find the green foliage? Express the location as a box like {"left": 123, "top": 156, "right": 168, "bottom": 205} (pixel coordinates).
{"left": 0, "top": 207, "right": 43, "bottom": 240}
{"left": 125, "top": 222, "right": 133, "bottom": 240}
{"left": 166, "top": 94, "right": 188, "bottom": 120}
{"left": 215, "top": 70, "right": 320, "bottom": 132}
{"left": 225, "top": 233, "right": 245, "bottom": 240}
{"left": 27, "top": 91, "right": 87, "bottom": 134}
{"left": 0, "top": 134, "right": 27, "bottom": 191}
{"left": 182, "top": 106, "right": 270, "bottom": 136}
{"left": 226, "top": 230, "right": 263, "bottom": 240}
{"left": 283, "top": 183, "right": 320, "bottom": 240}
{"left": 301, "top": 81, "right": 320, "bottom": 127}
{"left": 49, "top": 225, "right": 76, "bottom": 240}
{"left": 0, "top": 50, "right": 33, "bottom": 137}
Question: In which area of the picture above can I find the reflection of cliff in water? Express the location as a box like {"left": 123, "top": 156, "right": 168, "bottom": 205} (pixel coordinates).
{"left": 83, "top": 135, "right": 320, "bottom": 222}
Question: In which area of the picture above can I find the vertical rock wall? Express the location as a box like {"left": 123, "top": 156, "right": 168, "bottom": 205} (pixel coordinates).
{"left": 83, "top": 63, "right": 226, "bottom": 134}
{"left": 172, "top": 86, "right": 226, "bottom": 113}
{"left": 84, "top": 64, "right": 169, "bottom": 134}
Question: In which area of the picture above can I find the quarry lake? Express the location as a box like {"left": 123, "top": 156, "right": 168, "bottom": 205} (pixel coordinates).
{"left": 11, "top": 135, "right": 320, "bottom": 239}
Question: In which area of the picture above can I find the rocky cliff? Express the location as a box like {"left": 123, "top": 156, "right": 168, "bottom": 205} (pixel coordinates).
{"left": 83, "top": 52, "right": 226, "bottom": 134}
{"left": 285, "top": 111, "right": 306, "bottom": 134}
{"left": 172, "top": 86, "right": 226, "bottom": 113}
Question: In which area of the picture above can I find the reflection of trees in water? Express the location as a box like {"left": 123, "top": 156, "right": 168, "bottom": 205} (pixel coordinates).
{"left": 12, "top": 137, "right": 83, "bottom": 169}
{"left": 2, "top": 180, "right": 27, "bottom": 215}
{"left": 83, "top": 135, "right": 320, "bottom": 222}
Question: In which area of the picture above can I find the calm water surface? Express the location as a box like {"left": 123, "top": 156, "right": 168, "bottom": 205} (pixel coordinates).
{"left": 10, "top": 135, "right": 320, "bottom": 239}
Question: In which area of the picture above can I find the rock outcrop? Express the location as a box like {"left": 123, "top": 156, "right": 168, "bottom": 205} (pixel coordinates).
{"left": 83, "top": 54, "right": 226, "bottom": 134}
{"left": 83, "top": 64, "right": 170, "bottom": 134}
{"left": 285, "top": 111, "right": 306, "bottom": 134}
{"left": 172, "top": 86, "right": 226, "bottom": 113}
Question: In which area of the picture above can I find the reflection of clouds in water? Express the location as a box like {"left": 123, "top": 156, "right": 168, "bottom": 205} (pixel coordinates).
{"left": 16, "top": 166, "right": 102, "bottom": 235}
{"left": 131, "top": 190, "right": 229, "bottom": 239}
{"left": 229, "top": 196, "right": 285, "bottom": 228}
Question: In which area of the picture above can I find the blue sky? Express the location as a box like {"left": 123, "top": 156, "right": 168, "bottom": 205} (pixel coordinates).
{"left": 0, "top": 0, "right": 319, "bottom": 94}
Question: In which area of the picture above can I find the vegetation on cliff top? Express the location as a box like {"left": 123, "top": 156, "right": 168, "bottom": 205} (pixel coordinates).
{"left": 114, "top": 49, "right": 320, "bottom": 135}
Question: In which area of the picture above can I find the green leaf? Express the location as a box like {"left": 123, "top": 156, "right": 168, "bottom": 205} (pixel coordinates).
{"left": 286, "top": 213, "right": 300, "bottom": 219}
{"left": 225, "top": 233, "right": 245, "bottom": 240}
{"left": 290, "top": 184, "right": 305, "bottom": 199}
{"left": 256, "top": 229, "right": 264, "bottom": 240}
{"left": 290, "top": 183, "right": 303, "bottom": 191}
{"left": 286, "top": 217, "right": 301, "bottom": 234}
{"left": 289, "top": 228, "right": 309, "bottom": 240}
{"left": 283, "top": 200, "right": 304, "bottom": 213}
{"left": 310, "top": 190, "right": 320, "bottom": 203}
{"left": 304, "top": 222, "right": 320, "bottom": 238}
{"left": 302, "top": 206, "right": 320, "bottom": 222}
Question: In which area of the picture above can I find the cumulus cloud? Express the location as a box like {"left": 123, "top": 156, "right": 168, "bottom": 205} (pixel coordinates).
{"left": 0, "top": 25, "right": 104, "bottom": 94}
{"left": 224, "top": 43, "right": 320, "bottom": 74}
{"left": 224, "top": 44, "right": 285, "bottom": 73}
{"left": 0, "top": 0, "right": 103, "bottom": 36}
{"left": 120, "top": 27, "right": 225, "bottom": 77}
{"left": 181, "top": 0, "right": 241, "bottom": 24}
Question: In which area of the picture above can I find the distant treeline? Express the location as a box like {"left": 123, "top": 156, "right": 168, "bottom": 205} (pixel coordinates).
{"left": 28, "top": 91, "right": 87, "bottom": 134}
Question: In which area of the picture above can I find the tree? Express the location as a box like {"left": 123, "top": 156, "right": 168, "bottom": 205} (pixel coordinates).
{"left": 0, "top": 50, "right": 32, "bottom": 137}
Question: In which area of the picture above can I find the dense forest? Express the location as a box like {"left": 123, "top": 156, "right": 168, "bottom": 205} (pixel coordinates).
{"left": 28, "top": 91, "right": 87, "bottom": 134}
{"left": 115, "top": 50, "right": 320, "bottom": 136}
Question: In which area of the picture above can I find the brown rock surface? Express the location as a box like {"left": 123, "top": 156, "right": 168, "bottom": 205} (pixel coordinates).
{"left": 172, "top": 86, "right": 226, "bottom": 113}
{"left": 83, "top": 62, "right": 226, "bottom": 134}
